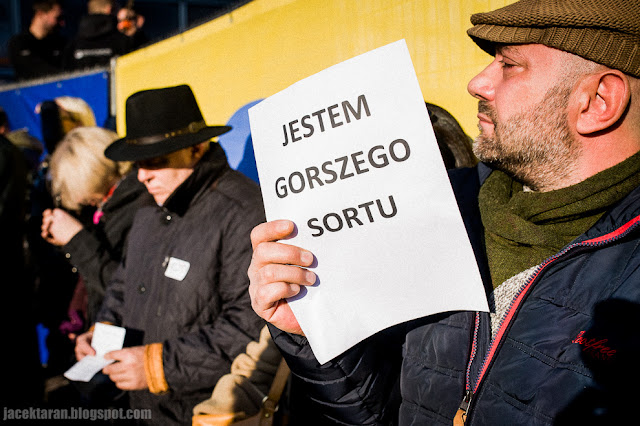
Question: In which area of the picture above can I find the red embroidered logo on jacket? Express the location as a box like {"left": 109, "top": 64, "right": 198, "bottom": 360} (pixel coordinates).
{"left": 572, "top": 330, "right": 616, "bottom": 360}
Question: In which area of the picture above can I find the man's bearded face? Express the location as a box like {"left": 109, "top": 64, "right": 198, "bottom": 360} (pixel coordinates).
{"left": 473, "top": 81, "right": 581, "bottom": 190}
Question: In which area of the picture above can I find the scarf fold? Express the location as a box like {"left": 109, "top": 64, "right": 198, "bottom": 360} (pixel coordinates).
{"left": 479, "top": 151, "right": 640, "bottom": 288}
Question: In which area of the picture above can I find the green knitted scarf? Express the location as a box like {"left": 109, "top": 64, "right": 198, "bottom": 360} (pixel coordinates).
{"left": 479, "top": 151, "right": 640, "bottom": 288}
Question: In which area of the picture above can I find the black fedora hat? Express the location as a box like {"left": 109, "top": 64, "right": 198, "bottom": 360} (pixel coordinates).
{"left": 105, "top": 84, "right": 231, "bottom": 162}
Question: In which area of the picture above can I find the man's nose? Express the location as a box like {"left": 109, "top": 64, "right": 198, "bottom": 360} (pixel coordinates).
{"left": 467, "top": 60, "right": 498, "bottom": 101}
{"left": 137, "top": 167, "right": 151, "bottom": 183}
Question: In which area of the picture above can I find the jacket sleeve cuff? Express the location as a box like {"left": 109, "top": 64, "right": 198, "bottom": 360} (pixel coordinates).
{"left": 64, "top": 228, "right": 101, "bottom": 263}
{"left": 144, "top": 343, "right": 169, "bottom": 394}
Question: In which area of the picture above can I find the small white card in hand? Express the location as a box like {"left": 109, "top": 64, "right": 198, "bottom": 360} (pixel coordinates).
{"left": 64, "top": 323, "right": 126, "bottom": 382}
{"left": 63, "top": 356, "right": 114, "bottom": 382}
{"left": 91, "top": 322, "right": 126, "bottom": 356}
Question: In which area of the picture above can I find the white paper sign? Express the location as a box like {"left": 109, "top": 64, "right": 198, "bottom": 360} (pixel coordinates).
{"left": 64, "top": 323, "right": 126, "bottom": 382}
{"left": 249, "top": 39, "right": 489, "bottom": 364}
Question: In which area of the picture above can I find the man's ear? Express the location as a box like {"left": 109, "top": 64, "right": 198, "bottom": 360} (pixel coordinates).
{"left": 576, "top": 70, "right": 630, "bottom": 135}
{"left": 190, "top": 142, "right": 206, "bottom": 160}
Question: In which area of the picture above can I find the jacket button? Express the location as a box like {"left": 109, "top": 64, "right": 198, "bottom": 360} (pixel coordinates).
{"left": 138, "top": 284, "right": 146, "bottom": 294}
{"left": 65, "top": 253, "right": 71, "bottom": 259}
{"left": 71, "top": 267, "right": 77, "bottom": 273}
{"left": 165, "top": 214, "right": 172, "bottom": 222}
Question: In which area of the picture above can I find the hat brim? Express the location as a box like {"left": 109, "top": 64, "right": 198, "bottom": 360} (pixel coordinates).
{"left": 105, "top": 125, "right": 232, "bottom": 162}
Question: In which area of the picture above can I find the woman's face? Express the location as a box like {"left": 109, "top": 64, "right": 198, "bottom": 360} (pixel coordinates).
{"left": 73, "top": 175, "right": 119, "bottom": 208}
{"left": 77, "top": 192, "right": 105, "bottom": 207}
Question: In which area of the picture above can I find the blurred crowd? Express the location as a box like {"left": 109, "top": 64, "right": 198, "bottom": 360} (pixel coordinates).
{"left": 8, "top": 0, "right": 147, "bottom": 81}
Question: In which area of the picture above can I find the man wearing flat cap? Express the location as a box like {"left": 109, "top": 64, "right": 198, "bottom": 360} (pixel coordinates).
{"left": 248, "top": 0, "right": 640, "bottom": 424}
{"left": 74, "top": 84, "right": 265, "bottom": 425}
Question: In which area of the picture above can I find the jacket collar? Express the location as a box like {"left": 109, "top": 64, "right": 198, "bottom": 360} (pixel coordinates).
{"left": 574, "top": 182, "right": 640, "bottom": 243}
{"left": 477, "top": 162, "right": 493, "bottom": 186}
{"left": 161, "top": 142, "right": 230, "bottom": 216}
{"left": 102, "top": 170, "right": 154, "bottom": 214}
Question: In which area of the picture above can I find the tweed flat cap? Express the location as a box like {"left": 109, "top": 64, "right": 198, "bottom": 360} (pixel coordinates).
{"left": 467, "top": 0, "right": 640, "bottom": 78}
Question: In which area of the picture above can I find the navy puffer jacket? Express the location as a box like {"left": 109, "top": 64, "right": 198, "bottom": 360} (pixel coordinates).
{"left": 272, "top": 163, "right": 640, "bottom": 425}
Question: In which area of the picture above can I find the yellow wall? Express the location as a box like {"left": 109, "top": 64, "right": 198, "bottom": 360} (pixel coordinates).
{"left": 114, "top": 0, "right": 513, "bottom": 137}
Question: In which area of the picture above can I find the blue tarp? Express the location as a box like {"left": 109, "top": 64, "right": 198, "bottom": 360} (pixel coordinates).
{"left": 0, "top": 71, "right": 110, "bottom": 151}
{"left": 219, "top": 99, "right": 262, "bottom": 184}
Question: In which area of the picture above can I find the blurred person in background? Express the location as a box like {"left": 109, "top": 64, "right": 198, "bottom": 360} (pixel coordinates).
{"left": 8, "top": 0, "right": 66, "bottom": 81}
{"left": 42, "top": 126, "right": 153, "bottom": 331}
{"left": 426, "top": 102, "right": 477, "bottom": 170}
{"left": 52, "top": 96, "right": 98, "bottom": 133}
{"left": 0, "top": 108, "right": 42, "bottom": 408}
{"left": 63, "top": 0, "right": 136, "bottom": 71}
{"left": 41, "top": 126, "right": 153, "bottom": 410}
{"left": 29, "top": 97, "right": 99, "bottom": 401}
{"left": 117, "top": 2, "right": 148, "bottom": 49}
{"left": 37, "top": 95, "right": 97, "bottom": 157}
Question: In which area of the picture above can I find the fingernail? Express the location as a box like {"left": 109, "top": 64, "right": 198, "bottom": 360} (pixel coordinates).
{"left": 300, "top": 251, "right": 313, "bottom": 265}
{"left": 306, "top": 270, "right": 316, "bottom": 285}
{"left": 277, "top": 220, "right": 291, "bottom": 232}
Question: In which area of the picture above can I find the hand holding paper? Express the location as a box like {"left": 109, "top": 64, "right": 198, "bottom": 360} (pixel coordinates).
{"left": 248, "top": 219, "right": 316, "bottom": 336}
{"left": 64, "top": 323, "right": 126, "bottom": 382}
{"left": 103, "top": 346, "right": 148, "bottom": 391}
{"left": 74, "top": 328, "right": 95, "bottom": 360}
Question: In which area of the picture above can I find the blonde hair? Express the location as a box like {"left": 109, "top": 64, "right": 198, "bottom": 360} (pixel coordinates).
{"left": 55, "top": 96, "right": 97, "bottom": 128}
{"left": 50, "top": 127, "right": 132, "bottom": 211}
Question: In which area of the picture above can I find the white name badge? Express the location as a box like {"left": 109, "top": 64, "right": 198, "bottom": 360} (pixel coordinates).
{"left": 164, "top": 257, "right": 190, "bottom": 281}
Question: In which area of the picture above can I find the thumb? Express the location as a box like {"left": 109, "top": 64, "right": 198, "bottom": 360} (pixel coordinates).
{"left": 103, "top": 349, "right": 124, "bottom": 361}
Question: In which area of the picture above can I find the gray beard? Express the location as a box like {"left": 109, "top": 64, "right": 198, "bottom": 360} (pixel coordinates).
{"left": 473, "top": 83, "right": 581, "bottom": 191}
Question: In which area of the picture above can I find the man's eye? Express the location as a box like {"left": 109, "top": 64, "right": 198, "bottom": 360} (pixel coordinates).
{"left": 499, "top": 60, "right": 515, "bottom": 68}
{"left": 138, "top": 157, "right": 169, "bottom": 169}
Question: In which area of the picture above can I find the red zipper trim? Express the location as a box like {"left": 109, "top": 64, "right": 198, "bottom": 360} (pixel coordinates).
{"left": 468, "top": 213, "right": 640, "bottom": 396}
{"left": 472, "top": 267, "right": 539, "bottom": 392}
{"left": 582, "top": 215, "right": 640, "bottom": 244}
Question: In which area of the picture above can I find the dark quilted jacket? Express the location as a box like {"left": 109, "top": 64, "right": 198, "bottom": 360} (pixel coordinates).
{"left": 97, "top": 143, "right": 266, "bottom": 425}
{"left": 63, "top": 170, "right": 154, "bottom": 324}
{"left": 272, "top": 163, "right": 640, "bottom": 425}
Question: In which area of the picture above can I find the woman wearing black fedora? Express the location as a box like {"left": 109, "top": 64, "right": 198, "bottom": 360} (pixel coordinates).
{"left": 73, "top": 84, "right": 266, "bottom": 425}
